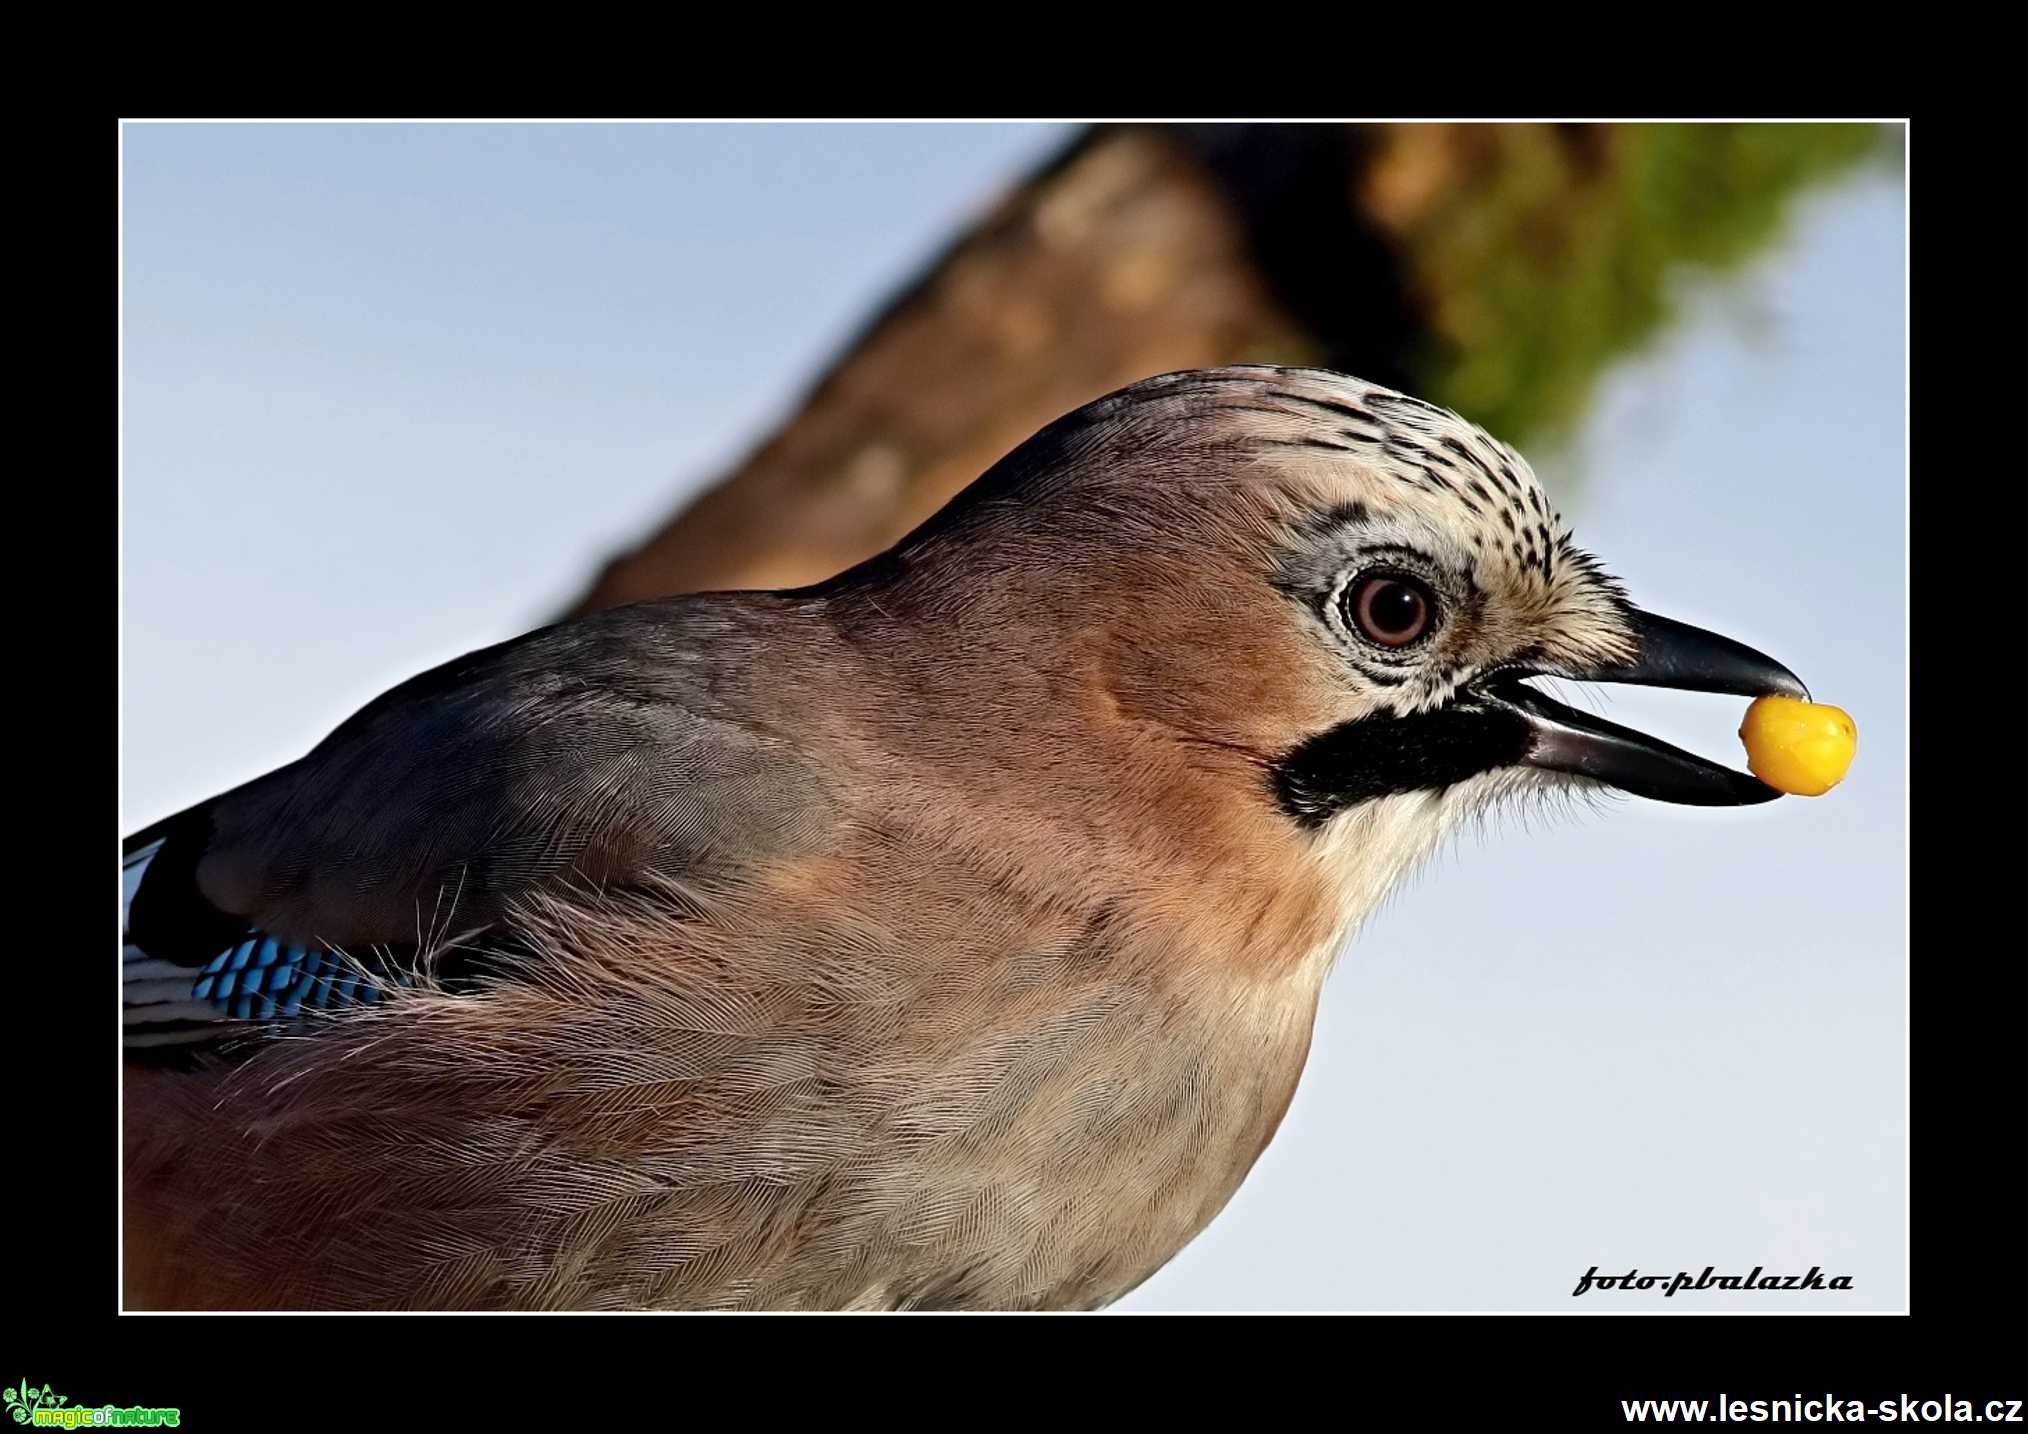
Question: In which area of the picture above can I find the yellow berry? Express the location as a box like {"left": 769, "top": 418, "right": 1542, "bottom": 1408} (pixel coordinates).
{"left": 1738, "top": 696, "right": 1857, "bottom": 797}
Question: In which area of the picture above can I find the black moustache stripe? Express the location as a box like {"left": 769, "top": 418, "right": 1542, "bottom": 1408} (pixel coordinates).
{"left": 1269, "top": 705, "right": 1535, "bottom": 828}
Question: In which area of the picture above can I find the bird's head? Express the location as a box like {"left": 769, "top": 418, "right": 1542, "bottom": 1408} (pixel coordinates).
{"left": 847, "top": 366, "right": 1806, "bottom": 944}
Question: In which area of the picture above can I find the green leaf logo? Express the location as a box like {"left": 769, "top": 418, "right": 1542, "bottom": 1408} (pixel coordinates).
{"left": 1, "top": 1383, "right": 67, "bottom": 1424}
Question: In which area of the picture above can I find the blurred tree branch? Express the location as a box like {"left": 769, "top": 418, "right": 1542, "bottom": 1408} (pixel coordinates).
{"left": 565, "top": 122, "right": 1884, "bottom": 616}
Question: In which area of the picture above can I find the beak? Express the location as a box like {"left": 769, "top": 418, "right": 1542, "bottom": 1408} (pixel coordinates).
{"left": 1475, "top": 609, "right": 1810, "bottom": 807}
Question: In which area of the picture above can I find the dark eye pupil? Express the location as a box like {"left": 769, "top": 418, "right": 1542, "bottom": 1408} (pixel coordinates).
{"left": 1367, "top": 584, "right": 1421, "bottom": 633}
{"left": 1350, "top": 575, "right": 1433, "bottom": 646}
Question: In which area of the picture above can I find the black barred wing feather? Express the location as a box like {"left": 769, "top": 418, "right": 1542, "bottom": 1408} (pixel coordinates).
{"left": 122, "top": 835, "right": 495, "bottom": 1053}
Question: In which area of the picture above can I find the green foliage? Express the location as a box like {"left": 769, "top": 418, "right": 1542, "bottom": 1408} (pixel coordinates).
{"left": 1403, "top": 123, "right": 1890, "bottom": 444}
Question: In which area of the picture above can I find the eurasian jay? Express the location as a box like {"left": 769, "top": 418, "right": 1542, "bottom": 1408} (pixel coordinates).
{"left": 122, "top": 365, "right": 1808, "bottom": 1310}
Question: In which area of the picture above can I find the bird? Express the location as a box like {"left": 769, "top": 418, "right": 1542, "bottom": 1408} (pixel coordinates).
{"left": 121, "top": 364, "right": 1809, "bottom": 1311}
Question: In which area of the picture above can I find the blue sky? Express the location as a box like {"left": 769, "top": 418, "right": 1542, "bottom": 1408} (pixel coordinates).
{"left": 121, "top": 123, "right": 1905, "bottom": 1311}
{"left": 122, "top": 123, "right": 1071, "bottom": 822}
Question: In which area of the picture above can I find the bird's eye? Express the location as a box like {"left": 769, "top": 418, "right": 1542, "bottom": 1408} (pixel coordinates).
{"left": 1344, "top": 572, "right": 1437, "bottom": 648}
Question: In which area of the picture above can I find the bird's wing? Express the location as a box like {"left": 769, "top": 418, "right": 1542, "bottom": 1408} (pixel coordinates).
{"left": 122, "top": 597, "right": 841, "bottom": 1051}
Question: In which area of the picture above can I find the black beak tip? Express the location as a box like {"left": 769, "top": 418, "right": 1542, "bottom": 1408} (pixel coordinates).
{"left": 1618, "top": 608, "right": 1810, "bottom": 702}
{"left": 1714, "top": 770, "right": 1788, "bottom": 806}
{"left": 1761, "top": 666, "right": 1811, "bottom": 703}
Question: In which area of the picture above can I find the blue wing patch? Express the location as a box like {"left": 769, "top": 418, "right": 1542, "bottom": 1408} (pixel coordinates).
{"left": 121, "top": 839, "right": 475, "bottom": 1054}
{"left": 187, "top": 937, "right": 404, "bottom": 1022}
{"left": 123, "top": 841, "right": 413, "bottom": 1049}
